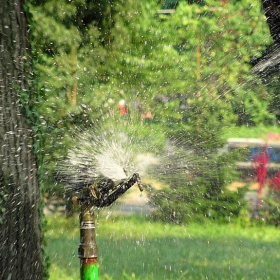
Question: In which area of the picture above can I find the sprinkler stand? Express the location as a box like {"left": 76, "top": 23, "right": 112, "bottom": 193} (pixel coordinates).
{"left": 72, "top": 173, "right": 143, "bottom": 280}
{"left": 79, "top": 203, "right": 98, "bottom": 280}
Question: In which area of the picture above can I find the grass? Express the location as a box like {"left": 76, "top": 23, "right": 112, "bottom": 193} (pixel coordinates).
{"left": 45, "top": 213, "right": 280, "bottom": 280}
{"left": 222, "top": 125, "right": 280, "bottom": 140}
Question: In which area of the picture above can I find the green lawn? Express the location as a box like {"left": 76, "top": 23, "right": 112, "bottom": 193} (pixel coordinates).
{"left": 222, "top": 125, "right": 280, "bottom": 140}
{"left": 45, "top": 213, "right": 280, "bottom": 280}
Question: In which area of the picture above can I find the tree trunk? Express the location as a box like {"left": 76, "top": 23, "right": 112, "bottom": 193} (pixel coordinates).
{"left": 0, "top": 1, "right": 44, "bottom": 279}
{"left": 262, "top": 0, "right": 280, "bottom": 43}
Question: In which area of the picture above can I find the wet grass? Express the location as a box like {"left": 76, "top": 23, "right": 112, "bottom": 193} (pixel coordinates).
{"left": 45, "top": 213, "right": 280, "bottom": 280}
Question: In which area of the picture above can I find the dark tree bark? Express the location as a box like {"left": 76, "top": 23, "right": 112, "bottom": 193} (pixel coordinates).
{"left": 262, "top": 0, "right": 280, "bottom": 44}
{"left": 251, "top": 1, "right": 280, "bottom": 74}
{"left": 0, "top": 1, "right": 44, "bottom": 279}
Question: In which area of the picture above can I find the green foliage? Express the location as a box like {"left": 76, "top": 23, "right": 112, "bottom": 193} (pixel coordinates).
{"left": 241, "top": 188, "right": 280, "bottom": 228}
{"left": 155, "top": 0, "right": 273, "bottom": 126}
{"left": 259, "top": 188, "right": 280, "bottom": 226}
{"left": 101, "top": 0, "right": 274, "bottom": 151}
{"left": 29, "top": 0, "right": 113, "bottom": 186}
{"left": 150, "top": 148, "right": 246, "bottom": 224}
{"left": 28, "top": 0, "right": 274, "bottom": 166}
{"left": 199, "top": 152, "right": 248, "bottom": 223}
{"left": 266, "top": 75, "right": 280, "bottom": 123}
{"left": 30, "top": 0, "right": 107, "bottom": 114}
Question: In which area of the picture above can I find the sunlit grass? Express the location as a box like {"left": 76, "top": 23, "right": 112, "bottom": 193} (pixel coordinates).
{"left": 222, "top": 125, "right": 280, "bottom": 140}
{"left": 45, "top": 213, "right": 280, "bottom": 280}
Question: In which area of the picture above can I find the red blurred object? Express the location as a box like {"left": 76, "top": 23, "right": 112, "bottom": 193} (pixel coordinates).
{"left": 252, "top": 146, "right": 270, "bottom": 195}
{"left": 118, "top": 99, "right": 127, "bottom": 116}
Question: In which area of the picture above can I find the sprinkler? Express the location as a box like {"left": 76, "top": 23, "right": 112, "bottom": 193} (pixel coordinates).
{"left": 72, "top": 172, "right": 143, "bottom": 280}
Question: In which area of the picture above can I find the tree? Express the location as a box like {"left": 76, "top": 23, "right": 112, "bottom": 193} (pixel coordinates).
{"left": 0, "top": 1, "right": 44, "bottom": 279}
{"left": 262, "top": 0, "right": 280, "bottom": 43}
{"left": 155, "top": 0, "right": 273, "bottom": 127}
{"left": 105, "top": 0, "right": 273, "bottom": 136}
{"left": 28, "top": 0, "right": 119, "bottom": 188}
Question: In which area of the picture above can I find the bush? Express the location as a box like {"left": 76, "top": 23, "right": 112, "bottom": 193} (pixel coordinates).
{"left": 149, "top": 145, "right": 247, "bottom": 224}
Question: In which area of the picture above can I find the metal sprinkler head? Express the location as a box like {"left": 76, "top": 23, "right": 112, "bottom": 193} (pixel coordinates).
{"left": 72, "top": 172, "right": 143, "bottom": 208}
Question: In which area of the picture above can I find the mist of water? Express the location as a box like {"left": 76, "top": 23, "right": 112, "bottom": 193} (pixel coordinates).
{"left": 58, "top": 125, "right": 154, "bottom": 191}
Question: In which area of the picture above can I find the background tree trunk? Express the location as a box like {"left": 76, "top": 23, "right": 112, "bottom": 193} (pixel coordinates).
{"left": 262, "top": 0, "right": 280, "bottom": 43}
{"left": 0, "top": 1, "right": 44, "bottom": 279}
